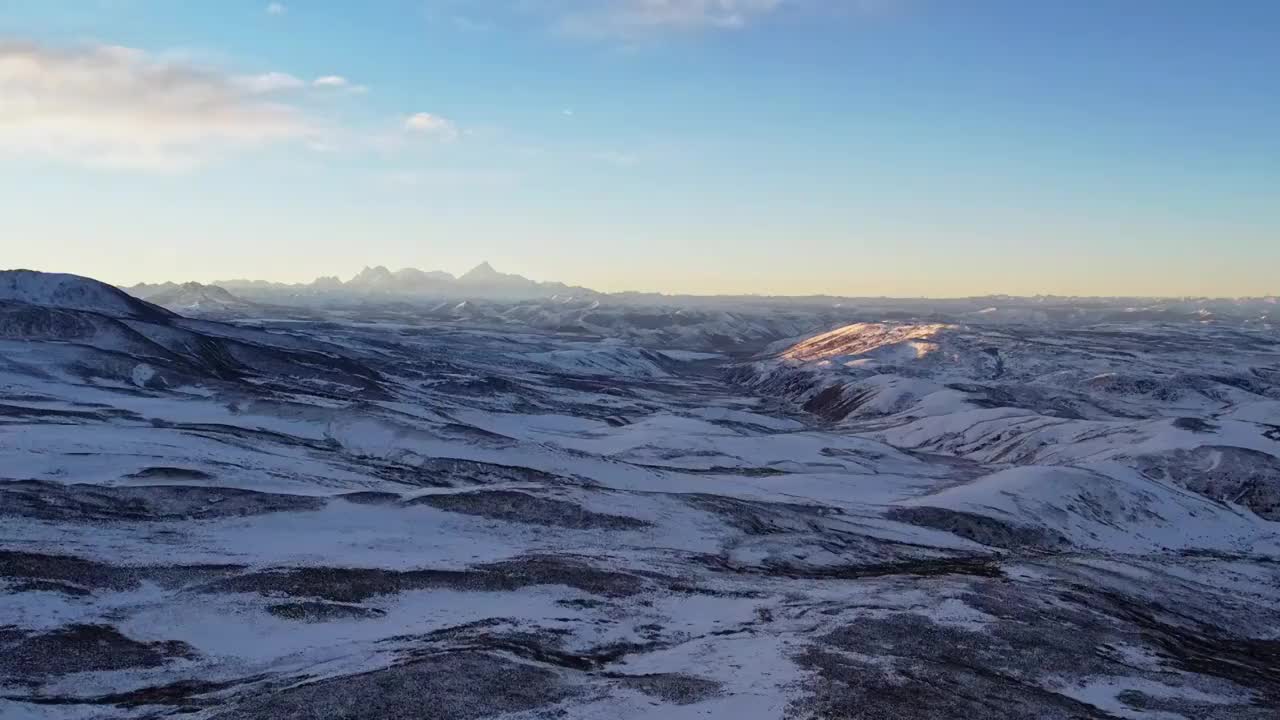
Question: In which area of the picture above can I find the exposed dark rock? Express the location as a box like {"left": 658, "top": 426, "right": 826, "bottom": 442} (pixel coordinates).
{"left": 406, "top": 489, "right": 650, "bottom": 530}
{"left": 0, "top": 624, "right": 196, "bottom": 678}
{"left": 202, "top": 566, "right": 506, "bottom": 603}
{"left": 200, "top": 555, "right": 649, "bottom": 602}
{"left": 5, "top": 676, "right": 261, "bottom": 709}
{"left": 7, "top": 580, "right": 92, "bottom": 597}
{"left": 1137, "top": 446, "right": 1280, "bottom": 520}
{"left": 124, "top": 467, "right": 215, "bottom": 481}
{"left": 479, "top": 555, "right": 650, "bottom": 598}
{"left": 0, "top": 481, "right": 325, "bottom": 523}
{"left": 0, "top": 550, "right": 138, "bottom": 591}
{"left": 268, "top": 601, "right": 388, "bottom": 622}
{"left": 885, "top": 506, "right": 1071, "bottom": 550}
{"left": 336, "top": 491, "right": 404, "bottom": 505}
{"left": 609, "top": 673, "right": 723, "bottom": 705}
{"left": 698, "top": 552, "right": 1003, "bottom": 581}
{"left": 0, "top": 549, "right": 244, "bottom": 592}
{"left": 1173, "top": 416, "right": 1219, "bottom": 433}
{"left": 682, "top": 493, "right": 836, "bottom": 535}
{"left": 210, "top": 651, "right": 575, "bottom": 720}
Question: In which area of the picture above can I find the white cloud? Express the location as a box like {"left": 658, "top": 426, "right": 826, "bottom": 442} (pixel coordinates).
{"left": 266, "top": 3, "right": 286, "bottom": 15}
{"left": 404, "top": 112, "right": 458, "bottom": 140}
{"left": 0, "top": 41, "right": 314, "bottom": 170}
{"left": 313, "top": 74, "right": 368, "bottom": 93}
{"left": 236, "top": 71, "right": 305, "bottom": 94}
{"left": 560, "top": 0, "right": 786, "bottom": 36}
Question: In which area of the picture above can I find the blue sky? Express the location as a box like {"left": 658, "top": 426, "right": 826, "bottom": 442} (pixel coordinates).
{"left": 1, "top": 0, "right": 1277, "bottom": 296}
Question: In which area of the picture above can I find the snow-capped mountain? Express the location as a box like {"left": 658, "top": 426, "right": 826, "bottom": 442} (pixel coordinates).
{"left": 345, "top": 265, "right": 396, "bottom": 289}
{"left": 345, "top": 265, "right": 456, "bottom": 293}
{"left": 129, "top": 281, "right": 259, "bottom": 315}
{"left": 209, "top": 262, "right": 593, "bottom": 302}
{"left": 456, "top": 260, "right": 509, "bottom": 284}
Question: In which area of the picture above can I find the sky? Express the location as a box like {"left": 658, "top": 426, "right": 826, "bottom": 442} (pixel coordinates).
{"left": 1, "top": 0, "right": 1277, "bottom": 297}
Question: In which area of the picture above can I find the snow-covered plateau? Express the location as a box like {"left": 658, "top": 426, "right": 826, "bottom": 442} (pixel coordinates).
{"left": 2, "top": 270, "right": 1278, "bottom": 719}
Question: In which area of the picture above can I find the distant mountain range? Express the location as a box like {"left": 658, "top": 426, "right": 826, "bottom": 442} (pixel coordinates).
{"left": 124, "top": 262, "right": 1280, "bottom": 305}
{"left": 5, "top": 267, "right": 1280, "bottom": 357}
{"left": 155, "top": 262, "right": 597, "bottom": 301}
{"left": 113, "top": 262, "right": 1280, "bottom": 326}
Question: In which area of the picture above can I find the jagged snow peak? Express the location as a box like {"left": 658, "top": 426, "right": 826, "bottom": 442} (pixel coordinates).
{"left": 458, "top": 261, "right": 502, "bottom": 282}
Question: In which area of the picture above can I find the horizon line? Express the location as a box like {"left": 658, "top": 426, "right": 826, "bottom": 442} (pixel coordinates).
{"left": 7, "top": 267, "right": 1277, "bottom": 304}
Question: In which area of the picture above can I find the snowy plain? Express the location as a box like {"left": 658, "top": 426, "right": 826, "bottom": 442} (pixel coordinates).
{"left": 2, "top": 272, "right": 1279, "bottom": 719}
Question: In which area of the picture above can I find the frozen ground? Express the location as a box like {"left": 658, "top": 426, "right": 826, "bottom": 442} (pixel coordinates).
{"left": 2, "top": 271, "right": 1278, "bottom": 719}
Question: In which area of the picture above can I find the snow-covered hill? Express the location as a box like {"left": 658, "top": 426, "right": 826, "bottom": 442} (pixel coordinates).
{"left": 737, "top": 320, "right": 1280, "bottom": 526}
{"left": 3, "top": 271, "right": 382, "bottom": 394}
{"left": 2, "top": 269, "right": 173, "bottom": 321}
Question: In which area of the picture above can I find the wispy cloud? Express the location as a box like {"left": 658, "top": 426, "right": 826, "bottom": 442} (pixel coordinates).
{"left": 265, "top": 3, "right": 287, "bottom": 16}
{"left": 427, "top": 1, "right": 895, "bottom": 40}
{"left": 0, "top": 41, "right": 317, "bottom": 170}
{"left": 423, "top": 0, "right": 793, "bottom": 38}
{"left": 558, "top": 0, "right": 786, "bottom": 37}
